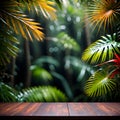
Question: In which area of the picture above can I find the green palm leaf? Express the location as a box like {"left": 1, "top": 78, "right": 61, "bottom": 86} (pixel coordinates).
{"left": 0, "top": 30, "right": 19, "bottom": 65}
{"left": 85, "top": 70, "right": 116, "bottom": 97}
{"left": 0, "top": 82, "right": 17, "bottom": 102}
{"left": 18, "top": 86, "right": 67, "bottom": 102}
{"left": 82, "top": 34, "right": 120, "bottom": 64}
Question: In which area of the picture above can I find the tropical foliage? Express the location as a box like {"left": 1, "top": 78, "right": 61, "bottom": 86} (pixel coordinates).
{"left": 85, "top": 70, "right": 117, "bottom": 97}
{"left": 82, "top": 33, "right": 120, "bottom": 64}
{"left": 0, "top": 30, "right": 19, "bottom": 65}
{"left": 82, "top": 0, "right": 120, "bottom": 98}
{"left": 0, "top": 0, "right": 69, "bottom": 102}
{"left": 18, "top": 86, "right": 67, "bottom": 102}
{"left": 0, "top": 82, "right": 67, "bottom": 102}
{"left": 51, "top": 32, "right": 80, "bottom": 51}
{"left": 87, "top": 0, "right": 120, "bottom": 31}
{"left": 0, "top": 0, "right": 120, "bottom": 102}
{"left": 0, "top": 0, "right": 56, "bottom": 65}
{"left": 31, "top": 66, "right": 53, "bottom": 82}
{"left": 0, "top": 82, "right": 17, "bottom": 102}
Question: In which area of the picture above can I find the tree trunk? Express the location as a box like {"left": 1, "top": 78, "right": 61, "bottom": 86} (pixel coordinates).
{"left": 84, "top": 13, "right": 91, "bottom": 46}
{"left": 10, "top": 57, "right": 15, "bottom": 87}
{"left": 24, "top": 40, "right": 31, "bottom": 88}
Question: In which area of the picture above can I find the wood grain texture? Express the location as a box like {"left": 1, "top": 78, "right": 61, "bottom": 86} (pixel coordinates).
{"left": 0, "top": 103, "right": 120, "bottom": 118}
{"left": 32, "top": 103, "right": 69, "bottom": 116}
{"left": 0, "top": 103, "right": 68, "bottom": 116}
{"left": 68, "top": 103, "right": 120, "bottom": 116}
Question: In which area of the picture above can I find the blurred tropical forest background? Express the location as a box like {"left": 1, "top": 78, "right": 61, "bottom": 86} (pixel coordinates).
{"left": 0, "top": 0, "right": 120, "bottom": 102}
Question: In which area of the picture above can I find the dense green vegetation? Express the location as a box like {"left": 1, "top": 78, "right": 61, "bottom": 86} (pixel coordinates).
{"left": 0, "top": 0, "right": 120, "bottom": 102}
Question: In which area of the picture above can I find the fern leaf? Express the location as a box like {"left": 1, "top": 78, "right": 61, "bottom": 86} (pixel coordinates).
{"left": 18, "top": 86, "right": 67, "bottom": 102}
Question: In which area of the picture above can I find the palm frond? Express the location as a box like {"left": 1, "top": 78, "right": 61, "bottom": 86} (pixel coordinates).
{"left": 0, "top": 82, "right": 17, "bottom": 102}
{"left": 17, "top": 0, "right": 56, "bottom": 19}
{"left": 85, "top": 70, "right": 117, "bottom": 97}
{"left": 0, "top": 0, "right": 57, "bottom": 41}
{"left": 18, "top": 86, "right": 67, "bottom": 102}
{"left": 1, "top": 10, "right": 44, "bottom": 41}
{"left": 88, "top": 0, "right": 120, "bottom": 31}
{"left": 82, "top": 34, "right": 120, "bottom": 64}
{"left": 0, "top": 30, "right": 19, "bottom": 65}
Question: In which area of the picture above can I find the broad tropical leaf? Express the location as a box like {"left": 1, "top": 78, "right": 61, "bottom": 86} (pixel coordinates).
{"left": 18, "top": 86, "right": 67, "bottom": 102}
{"left": 82, "top": 34, "right": 120, "bottom": 64}
{"left": 87, "top": 0, "right": 120, "bottom": 31}
{"left": 30, "top": 65, "right": 53, "bottom": 81}
{"left": 85, "top": 70, "right": 117, "bottom": 97}
{"left": 0, "top": 30, "right": 19, "bottom": 65}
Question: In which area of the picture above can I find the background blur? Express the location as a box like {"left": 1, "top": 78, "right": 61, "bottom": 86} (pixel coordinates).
{"left": 0, "top": 0, "right": 120, "bottom": 102}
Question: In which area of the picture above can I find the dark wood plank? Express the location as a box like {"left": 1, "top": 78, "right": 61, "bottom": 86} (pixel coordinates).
{"left": 0, "top": 103, "right": 69, "bottom": 116}
{"left": 68, "top": 103, "right": 120, "bottom": 116}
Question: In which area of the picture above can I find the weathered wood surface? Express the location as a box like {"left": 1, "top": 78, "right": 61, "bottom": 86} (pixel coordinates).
{"left": 0, "top": 103, "right": 120, "bottom": 120}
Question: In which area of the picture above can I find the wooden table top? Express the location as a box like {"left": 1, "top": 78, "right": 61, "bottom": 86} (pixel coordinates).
{"left": 0, "top": 102, "right": 120, "bottom": 120}
{"left": 0, "top": 103, "right": 120, "bottom": 117}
